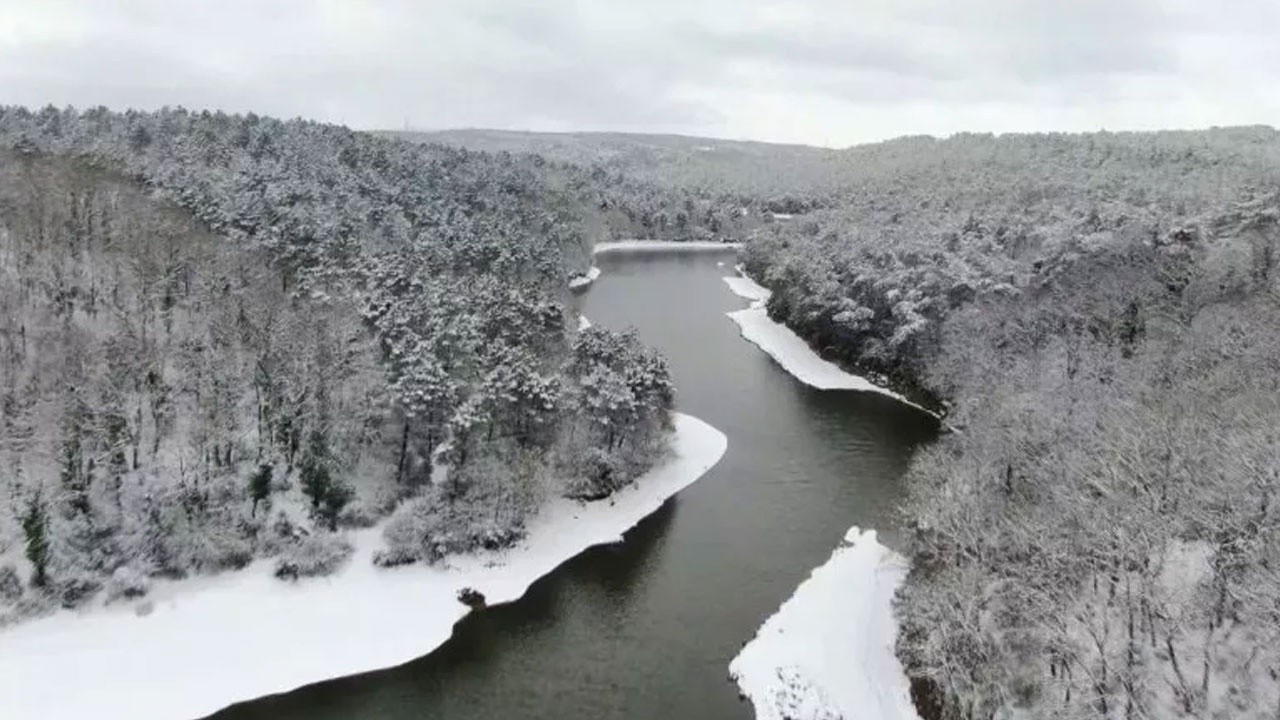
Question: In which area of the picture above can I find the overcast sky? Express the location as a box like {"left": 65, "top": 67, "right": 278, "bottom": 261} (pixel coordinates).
{"left": 1, "top": 0, "right": 1276, "bottom": 147}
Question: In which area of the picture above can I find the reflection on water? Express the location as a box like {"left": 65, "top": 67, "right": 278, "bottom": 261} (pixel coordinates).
{"left": 212, "top": 249, "right": 935, "bottom": 720}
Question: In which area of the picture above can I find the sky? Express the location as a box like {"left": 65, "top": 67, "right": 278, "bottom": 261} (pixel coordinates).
{"left": 1, "top": 0, "right": 1277, "bottom": 148}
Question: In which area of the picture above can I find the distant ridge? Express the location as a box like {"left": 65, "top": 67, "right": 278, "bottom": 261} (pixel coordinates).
{"left": 382, "top": 125, "right": 1280, "bottom": 197}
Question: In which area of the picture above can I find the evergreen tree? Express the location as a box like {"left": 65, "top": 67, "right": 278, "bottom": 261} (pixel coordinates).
{"left": 20, "top": 491, "right": 49, "bottom": 588}
{"left": 299, "top": 430, "right": 332, "bottom": 516}
{"left": 299, "top": 431, "right": 350, "bottom": 530}
{"left": 248, "top": 463, "right": 273, "bottom": 517}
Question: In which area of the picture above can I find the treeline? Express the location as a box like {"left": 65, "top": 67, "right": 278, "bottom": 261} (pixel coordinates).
{"left": 389, "top": 128, "right": 840, "bottom": 201}
{"left": 392, "top": 130, "right": 802, "bottom": 244}
{"left": 563, "top": 163, "right": 776, "bottom": 244}
{"left": 0, "top": 106, "right": 674, "bottom": 621}
{"left": 739, "top": 129, "right": 1280, "bottom": 718}
{"left": 741, "top": 126, "right": 1280, "bottom": 410}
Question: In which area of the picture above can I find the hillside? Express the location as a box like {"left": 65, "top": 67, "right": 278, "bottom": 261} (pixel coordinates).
{"left": 412, "top": 122, "right": 1280, "bottom": 717}
{"left": 384, "top": 128, "right": 831, "bottom": 197}
{"left": 5, "top": 109, "right": 1279, "bottom": 717}
{"left": 0, "top": 107, "right": 675, "bottom": 622}
{"left": 387, "top": 128, "right": 823, "bottom": 162}
{"left": 737, "top": 127, "right": 1280, "bottom": 719}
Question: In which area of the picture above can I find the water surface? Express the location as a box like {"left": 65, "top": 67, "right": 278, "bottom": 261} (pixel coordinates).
{"left": 212, "top": 249, "right": 936, "bottom": 720}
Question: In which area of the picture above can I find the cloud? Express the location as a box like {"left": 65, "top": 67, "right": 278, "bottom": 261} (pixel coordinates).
{"left": 0, "top": 0, "right": 1276, "bottom": 145}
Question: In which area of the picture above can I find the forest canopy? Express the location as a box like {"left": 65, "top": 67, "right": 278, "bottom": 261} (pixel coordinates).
{"left": 736, "top": 127, "right": 1280, "bottom": 720}
{"left": 0, "top": 106, "right": 676, "bottom": 620}
{"left": 3, "top": 105, "right": 1278, "bottom": 718}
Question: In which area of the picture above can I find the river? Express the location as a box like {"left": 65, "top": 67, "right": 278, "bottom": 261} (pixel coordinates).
{"left": 210, "top": 248, "right": 936, "bottom": 720}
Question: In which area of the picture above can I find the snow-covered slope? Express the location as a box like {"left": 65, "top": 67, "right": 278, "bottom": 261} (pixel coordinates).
{"left": 730, "top": 528, "right": 919, "bottom": 720}
{"left": 0, "top": 413, "right": 727, "bottom": 720}
{"left": 721, "top": 274, "right": 936, "bottom": 416}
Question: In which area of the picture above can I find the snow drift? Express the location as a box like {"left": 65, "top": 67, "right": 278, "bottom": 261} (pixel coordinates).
{"left": 0, "top": 413, "right": 727, "bottom": 720}
{"left": 730, "top": 527, "right": 918, "bottom": 720}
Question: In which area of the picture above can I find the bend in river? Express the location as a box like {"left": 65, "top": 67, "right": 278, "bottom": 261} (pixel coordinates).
{"left": 211, "top": 249, "right": 937, "bottom": 720}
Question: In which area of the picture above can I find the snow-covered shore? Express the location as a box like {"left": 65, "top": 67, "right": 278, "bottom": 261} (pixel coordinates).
{"left": 0, "top": 413, "right": 727, "bottom": 720}
{"left": 593, "top": 239, "right": 741, "bottom": 254}
{"left": 569, "top": 265, "right": 602, "bottom": 289}
{"left": 569, "top": 240, "right": 738, "bottom": 291}
{"left": 721, "top": 274, "right": 937, "bottom": 417}
{"left": 730, "top": 528, "right": 918, "bottom": 720}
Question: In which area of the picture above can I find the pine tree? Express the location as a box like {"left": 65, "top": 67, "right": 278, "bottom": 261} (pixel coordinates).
{"left": 299, "top": 431, "right": 350, "bottom": 530}
{"left": 20, "top": 490, "right": 49, "bottom": 588}
{"left": 394, "top": 354, "right": 456, "bottom": 485}
{"left": 249, "top": 463, "right": 273, "bottom": 517}
{"left": 318, "top": 481, "right": 352, "bottom": 533}
{"left": 299, "top": 430, "right": 332, "bottom": 515}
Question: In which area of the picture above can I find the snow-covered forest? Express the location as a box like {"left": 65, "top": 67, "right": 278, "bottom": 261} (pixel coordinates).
{"left": 4, "top": 104, "right": 1279, "bottom": 720}
{"left": 0, "top": 106, "right": 677, "bottom": 622}
{"left": 394, "top": 129, "right": 795, "bottom": 243}
{"left": 389, "top": 128, "right": 832, "bottom": 197}
{"left": 736, "top": 129, "right": 1280, "bottom": 718}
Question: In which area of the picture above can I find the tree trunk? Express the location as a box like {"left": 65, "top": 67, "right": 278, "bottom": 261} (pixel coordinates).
{"left": 1201, "top": 622, "right": 1213, "bottom": 706}
{"left": 133, "top": 402, "right": 143, "bottom": 469}
{"left": 254, "top": 384, "right": 264, "bottom": 456}
{"left": 396, "top": 421, "right": 410, "bottom": 484}
{"left": 1166, "top": 635, "right": 1194, "bottom": 715}
{"left": 1126, "top": 575, "right": 1136, "bottom": 720}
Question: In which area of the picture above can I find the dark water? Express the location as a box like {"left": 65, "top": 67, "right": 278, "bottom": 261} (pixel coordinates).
{"left": 212, "top": 250, "right": 936, "bottom": 720}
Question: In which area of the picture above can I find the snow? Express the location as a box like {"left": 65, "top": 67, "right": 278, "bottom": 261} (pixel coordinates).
{"left": 0, "top": 413, "right": 727, "bottom": 720}
{"left": 569, "top": 265, "right": 601, "bottom": 289}
{"left": 727, "top": 303, "right": 892, "bottom": 396}
{"left": 593, "top": 240, "right": 741, "bottom": 254}
{"left": 730, "top": 527, "right": 919, "bottom": 720}
{"left": 722, "top": 274, "right": 772, "bottom": 305}
{"left": 573, "top": 241, "right": 741, "bottom": 296}
{"left": 721, "top": 274, "right": 937, "bottom": 417}
{"left": 1159, "top": 539, "right": 1212, "bottom": 598}
{"left": 577, "top": 314, "right": 592, "bottom": 330}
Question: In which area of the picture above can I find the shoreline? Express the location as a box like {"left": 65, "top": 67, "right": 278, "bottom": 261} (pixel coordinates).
{"left": 0, "top": 413, "right": 727, "bottom": 720}
{"left": 721, "top": 262, "right": 931, "bottom": 720}
{"left": 569, "top": 265, "right": 602, "bottom": 289}
{"left": 593, "top": 239, "right": 741, "bottom": 255}
{"left": 569, "top": 240, "right": 739, "bottom": 291}
{"left": 729, "top": 527, "right": 918, "bottom": 720}
{"left": 720, "top": 273, "right": 938, "bottom": 418}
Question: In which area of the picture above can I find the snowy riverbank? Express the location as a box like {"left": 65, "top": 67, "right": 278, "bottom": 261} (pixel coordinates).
{"left": 569, "top": 265, "right": 602, "bottom": 289}
{"left": 730, "top": 527, "right": 918, "bottom": 720}
{"left": 570, "top": 240, "right": 737, "bottom": 291}
{"left": 721, "top": 273, "right": 937, "bottom": 416}
{"left": 594, "top": 239, "right": 741, "bottom": 254}
{"left": 0, "top": 413, "right": 727, "bottom": 720}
